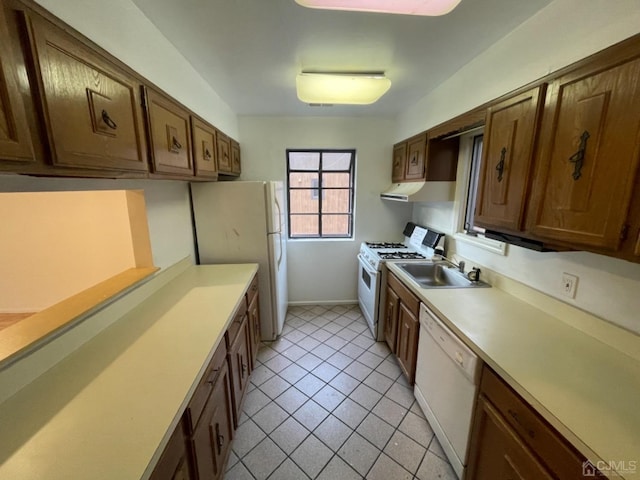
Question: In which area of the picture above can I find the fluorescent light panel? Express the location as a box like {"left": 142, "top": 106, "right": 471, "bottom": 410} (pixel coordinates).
{"left": 295, "top": 0, "right": 462, "bottom": 16}
{"left": 296, "top": 72, "right": 391, "bottom": 105}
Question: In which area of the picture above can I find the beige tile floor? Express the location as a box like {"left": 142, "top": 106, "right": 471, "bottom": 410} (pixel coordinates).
{"left": 225, "top": 304, "right": 457, "bottom": 480}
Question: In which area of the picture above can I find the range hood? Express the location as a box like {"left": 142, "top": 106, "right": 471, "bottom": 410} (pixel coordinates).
{"left": 380, "top": 181, "right": 456, "bottom": 202}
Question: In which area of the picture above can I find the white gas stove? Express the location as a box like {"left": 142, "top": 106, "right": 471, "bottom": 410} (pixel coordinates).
{"left": 357, "top": 223, "right": 444, "bottom": 340}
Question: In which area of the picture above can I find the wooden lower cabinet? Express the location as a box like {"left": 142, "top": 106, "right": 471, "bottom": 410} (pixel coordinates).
{"left": 228, "top": 312, "right": 251, "bottom": 428}
{"left": 149, "top": 422, "right": 191, "bottom": 480}
{"left": 247, "top": 291, "right": 260, "bottom": 370}
{"left": 190, "top": 360, "right": 234, "bottom": 480}
{"left": 467, "top": 366, "right": 603, "bottom": 480}
{"left": 384, "top": 272, "right": 420, "bottom": 384}
{"left": 395, "top": 302, "right": 419, "bottom": 384}
{"left": 383, "top": 285, "right": 400, "bottom": 353}
{"left": 466, "top": 395, "right": 554, "bottom": 480}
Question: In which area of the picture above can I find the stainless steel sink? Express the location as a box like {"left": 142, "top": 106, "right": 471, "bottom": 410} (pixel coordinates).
{"left": 396, "top": 261, "right": 490, "bottom": 289}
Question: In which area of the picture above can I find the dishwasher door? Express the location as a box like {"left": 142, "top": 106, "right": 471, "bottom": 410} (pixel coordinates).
{"left": 414, "top": 303, "right": 481, "bottom": 479}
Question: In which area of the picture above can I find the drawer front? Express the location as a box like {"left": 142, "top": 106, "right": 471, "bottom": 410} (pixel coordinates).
{"left": 246, "top": 275, "right": 259, "bottom": 307}
{"left": 145, "top": 88, "right": 193, "bottom": 176}
{"left": 24, "top": 13, "right": 147, "bottom": 172}
{"left": 481, "top": 367, "right": 586, "bottom": 479}
{"left": 387, "top": 271, "right": 419, "bottom": 316}
{"left": 184, "top": 340, "right": 227, "bottom": 434}
{"left": 191, "top": 117, "right": 217, "bottom": 178}
{"left": 226, "top": 301, "right": 248, "bottom": 347}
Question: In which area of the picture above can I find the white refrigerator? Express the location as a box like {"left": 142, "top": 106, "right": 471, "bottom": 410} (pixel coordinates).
{"left": 190, "top": 181, "right": 288, "bottom": 340}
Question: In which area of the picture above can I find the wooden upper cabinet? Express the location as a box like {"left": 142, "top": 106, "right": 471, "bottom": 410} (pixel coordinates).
{"left": 392, "top": 142, "right": 407, "bottom": 182}
{"left": 190, "top": 117, "right": 217, "bottom": 179}
{"left": 474, "top": 86, "right": 545, "bottom": 233}
{"left": 0, "top": 5, "right": 34, "bottom": 164}
{"left": 405, "top": 133, "right": 427, "bottom": 180}
{"left": 231, "top": 139, "right": 241, "bottom": 175}
{"left": 216, "top": 130, "right": 232, "bottom": 174}
{"left": 144, "top": 87, "right": 193, "bottom": 176}
{"left": 21, "top": 12, "right": 147, "bottom": 172}
{"left": 527, "top": 56, "right": 640, "bottom": 250}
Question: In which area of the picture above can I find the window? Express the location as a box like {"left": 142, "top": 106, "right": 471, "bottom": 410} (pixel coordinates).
{"left": 455, "top": 130, "right": 507, "bottom": 255}
{"left": 464, "top": 134, "right": 484, "bottom": 234}
{"left": 286, "top": 149, "right": 355, "bottom": 238}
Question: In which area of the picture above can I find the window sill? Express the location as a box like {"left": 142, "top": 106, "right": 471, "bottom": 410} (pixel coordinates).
{"left": 454, "top": 232, "right": 507, "bottom": 256}
{"left": 288, "top": 237, "right": 354, "bottom": 242}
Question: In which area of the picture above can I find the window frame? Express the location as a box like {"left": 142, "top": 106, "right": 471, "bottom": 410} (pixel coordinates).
{"left": 286, "top": 149, "right": 356, "bottom": 239}
{"left": 453, "top": 130, "right": 507, "bottom": 255}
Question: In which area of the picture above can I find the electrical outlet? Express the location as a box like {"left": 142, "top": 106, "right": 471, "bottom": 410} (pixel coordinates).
{"left": 561, "top": 273, "right": 578, "bottom": 299}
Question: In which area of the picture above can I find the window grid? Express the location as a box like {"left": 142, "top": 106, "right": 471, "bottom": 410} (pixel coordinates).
{"left": 286, "top": 149, "right": 355, "bottom": 239}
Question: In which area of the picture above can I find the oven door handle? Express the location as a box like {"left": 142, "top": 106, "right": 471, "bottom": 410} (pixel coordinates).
{"left": 357, "top": 254, "right": 378, "bottom": 276}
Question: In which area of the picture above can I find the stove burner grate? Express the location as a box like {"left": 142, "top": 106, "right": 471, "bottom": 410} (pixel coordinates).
{"left": 365, "top": 241, "right": 406, "bottom": 249}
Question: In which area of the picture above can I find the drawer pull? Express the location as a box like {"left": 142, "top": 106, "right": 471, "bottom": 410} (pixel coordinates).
{"left": 241, "top": 363, "right": 247, "bottom": 378}
{"left": 204, "top": 148, "right": 212, "bottom": 160}
{"left": 172, "top": 136, "right": 182, "bottom": 150}
{"left": 508, "top": 408, "right": 536, "bottom": 439}
{"left": 101, "top": 109, "right": 118, "bottom": 130}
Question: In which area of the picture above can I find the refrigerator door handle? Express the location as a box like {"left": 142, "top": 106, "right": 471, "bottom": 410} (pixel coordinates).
{"left": 274, "top": 196, "right": 283, "bottom": 233}
{"left": 277, "top": 232, "right": 283, "bottom": 268}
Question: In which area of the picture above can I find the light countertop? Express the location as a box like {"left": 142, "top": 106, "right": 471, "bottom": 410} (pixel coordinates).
{"left": 0, "top": 263, "right": 258, "bottom": 480}
{"left": 386, "top": 262, "right": 640, "bottom": 480}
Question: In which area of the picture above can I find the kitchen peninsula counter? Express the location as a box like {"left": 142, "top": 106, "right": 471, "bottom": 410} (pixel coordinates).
{"left": 0, "top": 263, "right": 258, "bottom": 480}
{"left": 387, "top": 261, "right": 640, "bottom": 480}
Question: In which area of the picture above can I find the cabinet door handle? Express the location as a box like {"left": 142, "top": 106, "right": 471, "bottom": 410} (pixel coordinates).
{"left": 101, "top": 110, "right": 118, "bottom": 130}
{"left": 172, "top": 137, "right": 182, "bottom": 150}
{"left": 568, "top": 130, "right": 590, "bottom": 180}
{"left": 495, "top": 147, "right": 506, "bottom": 182}
{"left": 215, "top": 424, "right": 224, "bottom": 451}
{"left": 204, "top": 148, "right": 212, "bottom": 160}
{"left": 241, "top": 363, "right": 247, "bottom": 378}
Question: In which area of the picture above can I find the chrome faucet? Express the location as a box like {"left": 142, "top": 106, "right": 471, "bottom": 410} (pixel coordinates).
{"left": 457, "top": 260, "right": 465, "bottom": 273}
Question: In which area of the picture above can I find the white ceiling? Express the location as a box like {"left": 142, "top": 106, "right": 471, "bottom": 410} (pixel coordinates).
{"left": 130, "top": 0, "right": 552, "bottom": 117}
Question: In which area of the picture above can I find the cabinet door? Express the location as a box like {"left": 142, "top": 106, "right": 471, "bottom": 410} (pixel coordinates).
{"left": 528, "top": 57, "right": 640, "bottom": 250}
{"left": 149, "top": 422, "right": 191, "bottom": 480}
{"left": 0, "top": 6, "right": 34, "bottom": 163}
{"left": 216, "top": 131, "right": 232, "bottom": 173}
{"left": 405, "top": 133, "right": 427, "bottom": 180}
{"left": 145, "top": 87, "right": 193, "bottom": 176}
{"left": 396, "top": 302, "right": 419, "bottom": 385}
{"left": 191, "top": 361, "right": 234, "bottom": 480}
{"left": 392, "top": 142, "right": 407, "bottom": 182}
{"left": 475, "top": 87, "right": 544, "bottom": 232}
{"left": 248, "top": 292, "right": 260, "bottom": 371}
{"left": 191, "top": 117, "right": 217, "bottom": 179}
{"left": 22, "top": 13, "right": 147, "bottom": 172}
{"left": 466, "top": 395, "right": 554, "bottom": 480}
{"left": 228, "top": 315, "right": 251, "bottom": 427}
{"left": 231, "top": 139, "right": 241, "bottom": 175}
{"left": 383, "top": 285, "right": 400, "bottom": 353}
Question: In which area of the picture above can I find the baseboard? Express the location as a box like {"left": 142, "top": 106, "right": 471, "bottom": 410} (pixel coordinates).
{"left": 288, "top": 300, "right": 358, "bottom": 307}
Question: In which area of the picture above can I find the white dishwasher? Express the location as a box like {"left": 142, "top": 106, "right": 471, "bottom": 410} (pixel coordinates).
{"left": 414, "top": 303, "right": 481, "bottom": 479}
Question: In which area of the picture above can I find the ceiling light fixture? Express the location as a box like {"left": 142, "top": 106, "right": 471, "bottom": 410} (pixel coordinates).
{"left": 296, "top": 72, "right": 392, "bottom": 105}
{"left": 294, "top": 0, "right": 462, "bottom": 16}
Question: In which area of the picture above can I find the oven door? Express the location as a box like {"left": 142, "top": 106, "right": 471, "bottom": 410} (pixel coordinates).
{"left": 357, "top": 254, "right": 381, "bottom": 339}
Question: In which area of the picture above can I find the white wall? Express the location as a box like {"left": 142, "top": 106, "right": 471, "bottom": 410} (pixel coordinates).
{"left": 33, "top": 0, "right": 239, "bottom": 139}
{"left": 239, "top": 116, "right": 412, "bottom": 304}
{"left": 0, "top": 176, "right": 195, "bottom": 270}
{"left": 398, "top": 0, "right": 640, "bottom": 334}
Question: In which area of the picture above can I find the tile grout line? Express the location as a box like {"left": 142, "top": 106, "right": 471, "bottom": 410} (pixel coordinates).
{"left": 229, "top": 305, "right": 452, "bottom": 479}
